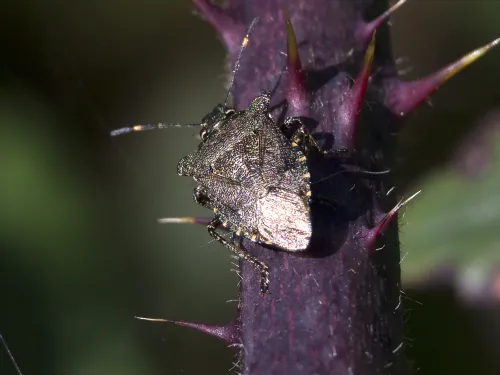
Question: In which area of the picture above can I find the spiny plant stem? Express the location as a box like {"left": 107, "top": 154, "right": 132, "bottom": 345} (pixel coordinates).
{"left": 196, "top": 1, "right": 406, "bottom": 374}
{"left": 137, "top": 1, "right": 498, "bottom": 374}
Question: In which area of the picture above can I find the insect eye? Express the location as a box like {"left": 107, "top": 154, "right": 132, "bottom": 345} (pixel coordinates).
{"left": 200, "top": 128, "right": 208, "bottom": 141}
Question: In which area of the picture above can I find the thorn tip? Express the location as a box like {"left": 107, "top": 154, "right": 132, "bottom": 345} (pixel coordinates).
{"left": 157, "top": 217, "right": 196, "bottom": 224}
{"left": 157, "top": 217, "right": 214, "bottom": 227}
{"left": 136, "top": 315, "right": 239, "bottom": 344}
{"left": 357, "top": 0, "right": 409, "bottom": 45}
{"left": 385, "top": 37, "right": 500, "bottom": 116}
{"left": 364, "top": 190, "right": 421, "bottom": 248}
{"left": 335, "top": 32, "right": 375, "bottom": 148}
{"left": 135, "top": 316, "right": 172, "bottom": 322}
{"left": 283, "top": 10, "right": 308, "bottom": 116}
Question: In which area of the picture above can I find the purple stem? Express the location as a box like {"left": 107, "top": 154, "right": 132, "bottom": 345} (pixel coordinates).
{"left": 192, "top": 1, "right": 407, "bottom": 374}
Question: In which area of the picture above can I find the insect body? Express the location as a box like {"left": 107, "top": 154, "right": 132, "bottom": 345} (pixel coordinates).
{"left": 111, "top": 19, "right": 318, "bottom": 294}
{"left": 176, "top": 92, "right": 313, "bottom": 293}
{"left": 178, "top": 93, "right": 312, "bottom": 249}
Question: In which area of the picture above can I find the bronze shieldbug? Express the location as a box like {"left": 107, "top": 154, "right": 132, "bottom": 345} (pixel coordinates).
{"left": 177, "top": 93, "right": 312, "bottom": 251}
{"left": 111, "top": 19, "right": 319, "bottom": 294}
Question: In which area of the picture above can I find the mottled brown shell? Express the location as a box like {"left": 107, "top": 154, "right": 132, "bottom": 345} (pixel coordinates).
{"left": 177, "top": 94, "right": 312, "bottom": 251}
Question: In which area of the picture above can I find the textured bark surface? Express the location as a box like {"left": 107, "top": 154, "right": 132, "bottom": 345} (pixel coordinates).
{"left": 195, "top": 0, "right": 405, "bottom": 374}
{"left": 195, "top": 1, "right": 407, "bottom": 374}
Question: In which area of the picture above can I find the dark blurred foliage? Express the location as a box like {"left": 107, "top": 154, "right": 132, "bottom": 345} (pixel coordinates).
{"left": 0, "top": 1, "right": 499, "bottom": 375}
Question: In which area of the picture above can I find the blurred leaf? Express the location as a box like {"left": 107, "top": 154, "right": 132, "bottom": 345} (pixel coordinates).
{"left": 401, "top": 135, "right": 500, "bottom": 283}
{"left": 0, "top": 89, "right": 94, "bottom": 279}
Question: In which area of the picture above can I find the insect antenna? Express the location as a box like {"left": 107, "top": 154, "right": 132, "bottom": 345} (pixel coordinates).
{"left": 0, "top": 333, "right": 23, "bottom": 375}
{"left": 110, "top": 122, "right": 200, "bottom": 137}
{"left": 111, "top": 18, "right": 259, "bottom": 137}
{"left": 223, "top": 17, "right": 259, "bottom": 107}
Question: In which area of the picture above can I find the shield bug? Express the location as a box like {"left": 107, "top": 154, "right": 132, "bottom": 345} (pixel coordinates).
{"left": 111, "top": 19, "right": 318, "bottom": 295}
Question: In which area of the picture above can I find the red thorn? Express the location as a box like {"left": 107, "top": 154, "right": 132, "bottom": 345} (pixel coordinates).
{"left": 157, "top": 216, "right": 212, "bottom": 226}
{"left": 157, "top": 216, "right": 230, "bottom": 232}
{"left": 356, "top": 0, "right": 409, "bottom": 45}
{"left": 364, "top": 191, "right": 421, "bottom": 248}
{"left": 284, "top": 11, "right": 302, "bottom": 73}
{"left": 385, "top": 37, "right": 500, "bottom": 116}
{"left": 283, "top": 11, "right": 308, "bottom": 116}
{"left": 335, "top": 33, "right": 375, "bottom": 149}
{"left": 192, "top": 0, "right": 244, "bottom": 56}
{"left": 135, "top": 316, "right": 240, "bottom": 345}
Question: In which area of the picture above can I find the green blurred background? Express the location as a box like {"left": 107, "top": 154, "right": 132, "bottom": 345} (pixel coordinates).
{"left": 1, "top": 1, "right": 499, "bottom": 374}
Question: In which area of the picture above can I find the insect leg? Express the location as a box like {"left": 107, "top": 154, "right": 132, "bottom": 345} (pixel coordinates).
{"left": 284, "top": 117, "right": 325, "bottom": 154}
{"left": 207, "top": 217, "right": 270, "bottom": 295}
{"left": 284, "top": 117, "right": 351, "bottom": 157}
